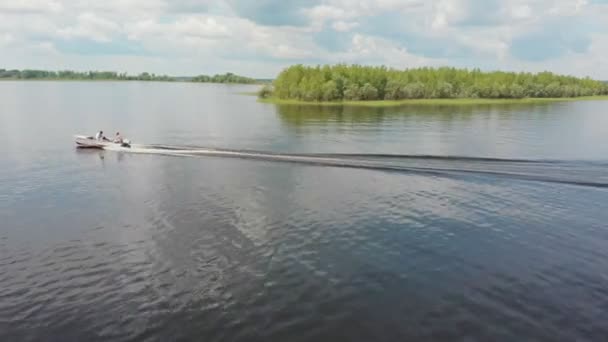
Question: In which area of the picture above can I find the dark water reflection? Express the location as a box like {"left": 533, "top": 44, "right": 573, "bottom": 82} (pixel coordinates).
{"left": 273, "top": 101, "right": 608, "bottom": 159}
{"left": 276, "top": 102, "right": 555, "bottom": 124}
{"left": 1, "top": 82, "right": 608, "bottom": 341}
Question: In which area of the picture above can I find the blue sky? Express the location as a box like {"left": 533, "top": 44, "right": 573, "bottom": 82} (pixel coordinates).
{"left": 1, "top": 0, "right": 607, "bottom": 78}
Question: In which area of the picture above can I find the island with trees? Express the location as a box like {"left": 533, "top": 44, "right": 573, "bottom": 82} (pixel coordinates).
{"left": 0, "top": 69, "right": 259, "bottom": 84}
{"left": 191, "top": 72, "right": 257, "bottom": 84}
{"left": 258, "top": 64, "right": 608, "bottom": 105}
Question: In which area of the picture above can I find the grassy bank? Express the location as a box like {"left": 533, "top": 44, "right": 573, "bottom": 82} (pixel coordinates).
{"left": 259, "top": 96, "right": 608, "bottom": 107}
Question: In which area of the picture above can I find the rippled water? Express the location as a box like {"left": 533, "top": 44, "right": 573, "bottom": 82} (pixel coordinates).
{"left": 1, "top": 81, "right": 608, "bottom": 341}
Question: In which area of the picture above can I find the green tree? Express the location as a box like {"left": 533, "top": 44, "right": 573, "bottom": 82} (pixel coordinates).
{"left": 360, "top": 83, "right": 379, "bottom": 100}
{"left": 321, "top": 80, "right": 339, "bottom": 101}
{"left": 265, "top": 64, "right": 608, "bottom": 101}
{"left": 258, "top": 85, "right": 273, "bottom": 98}
{"left": 343, "top": 83, "right": 361, "bottom": 100}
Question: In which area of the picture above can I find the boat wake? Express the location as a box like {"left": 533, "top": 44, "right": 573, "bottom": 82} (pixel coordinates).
{"left": 101, "top": 143, "right": 608, "bottom": 189}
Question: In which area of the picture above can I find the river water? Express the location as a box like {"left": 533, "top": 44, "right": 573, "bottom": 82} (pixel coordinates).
{"left": 1, "top": 81, "right": 608, "bottom": 341}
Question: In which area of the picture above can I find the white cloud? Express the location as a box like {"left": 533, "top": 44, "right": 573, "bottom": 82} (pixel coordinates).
{"left": 241, "top": 25, "right": 319, "bottom": 60}
{"left": 35, "top": 41, "right": 58, "bottom": 54}
{"left": 307, "top": 4, "right": 354, "bottom": 21}
{"left": 333, "top": 33, "right": 444, "bottom": 68}
{"left": 58, "top": 12, "right": 120, "bottom": 42}
{"left": 322, "top": 0, "right": 426, "bottom": 15}
{"left": 71, "top": 0, "right": 166, "bottom": 17}
{"left": 332, "top": 21, "right": 359, "bottom": 32}
{"left": 306, "top": 0, "right": 426, "bottom": 29}
{"left": 0, "top": 0, "right": 606, "bottom": 78}
{"left": 0, "top": 32, "right": 15, "bottom": 47}
{"left": 548, "top": 0, "right": 588, "bottom": 15}
{"left": 273, "top": 44, "right": 314, "bottom": 59}
{"left": 456, "top": 31, "right": 510, "bottom": 60}
{"left": 431, "top": 0, "right": 468, "bottom": 30}
{"left": 125, "top": 19, "right": 161, "bottom": 40}
{"left": 0, "top": 0, "right": 63, "bottom": 13}
{"left": 510, "top": 4, "right": 532, "bottom": 20}
{"left": 518, "top": 33, "right": 608, "bottom": 77}
{"left": 305, "top": 4, "right": 358, "bottom": 30}
{"left": 503, "top": 34, "right": 608, "bottom": 79}
{"left": 120, "top": 13, "right": 316, "bottom": 63}
{"left": 173, "top": 16, "right": 230, "bottom": 38}
{"left": 0, "top": 12, "right": 61, "bottom": 40}
{"left": 351, "top": 34, "right": 375, "bottom": 55}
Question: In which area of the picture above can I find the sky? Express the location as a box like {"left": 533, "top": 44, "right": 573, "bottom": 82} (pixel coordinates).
{"left": 1, "top": 0, "right": 607, "bottom": 78}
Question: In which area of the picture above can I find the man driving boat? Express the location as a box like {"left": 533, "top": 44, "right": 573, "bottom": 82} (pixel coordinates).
{"left": 95, "top": 130, "right": 110, "bottom": 141}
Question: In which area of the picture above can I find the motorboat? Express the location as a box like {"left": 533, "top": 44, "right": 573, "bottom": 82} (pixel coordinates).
{"left": 75, "top": 135, "right": 131, "bottom": 148}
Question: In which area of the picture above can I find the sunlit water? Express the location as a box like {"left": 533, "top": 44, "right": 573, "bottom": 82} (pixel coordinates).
{"left": 1, "top": 81, "right": 608, "bottom": 341}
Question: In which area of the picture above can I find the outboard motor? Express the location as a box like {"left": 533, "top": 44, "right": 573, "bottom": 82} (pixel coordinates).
{"left": 121, "top": 139, "right": 131, "bottom": 148}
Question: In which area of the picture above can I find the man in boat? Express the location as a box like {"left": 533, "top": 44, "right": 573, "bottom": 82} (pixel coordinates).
{"left": 113, "top": 132, "right": 123, "bottom": 143}
{"left": 95, "top": 130, "right": 111, "bottom": 142}
{"left": 95, "top": 130, "right": 104, "bottom": 141}
{"left": 113, "top": 132, "right": 131, "bottom": 147}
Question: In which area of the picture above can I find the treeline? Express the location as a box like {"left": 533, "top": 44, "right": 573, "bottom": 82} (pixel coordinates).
{"left": 191, "top": 72, "right": 256, "bottom": 84}
{"left": 0, "top": 69, "right": 258, "bottom": 84}
{"left": 0, "top": 69, "right": 173, "bottom": 81}
{"left": 261, "top": 65, "right": 608, "bottom": 101}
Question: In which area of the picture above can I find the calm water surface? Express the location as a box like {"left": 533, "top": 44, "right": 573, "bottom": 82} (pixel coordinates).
{"left": 1, "top": 81, "right": 608, "bottom": 341}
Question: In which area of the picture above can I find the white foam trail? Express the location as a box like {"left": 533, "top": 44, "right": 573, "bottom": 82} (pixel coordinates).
{"left": 97, "top": 143, "right": 608, "bottom": 189}
{"left": 103, "top": 144, "right": 207, "bottom": 155}
{"left": 104, "top": 144, "right": 350, "bottom": 164}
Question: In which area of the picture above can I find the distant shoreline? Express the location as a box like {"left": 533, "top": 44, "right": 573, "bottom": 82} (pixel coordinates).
{"left": 259, "top": 96, "right": 608, "bottom": 107}
{"left": 0, "top": 69, "right": 267, "bottom": 85}
{"left": 0, "top": 78, "right": 267, "bottom": 85}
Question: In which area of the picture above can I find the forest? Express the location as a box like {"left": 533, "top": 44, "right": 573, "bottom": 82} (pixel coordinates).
{"left": 0, "top": 69, "right": 257, "bottom": 84}
{"left": 191, "top": 72, "right": 256, "bottom": 84}
{"left": 260, "top": 64, "right": 608, "bottom": 101}
{"left": 0, "top": 69, "right": 174, "bottom": 81}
